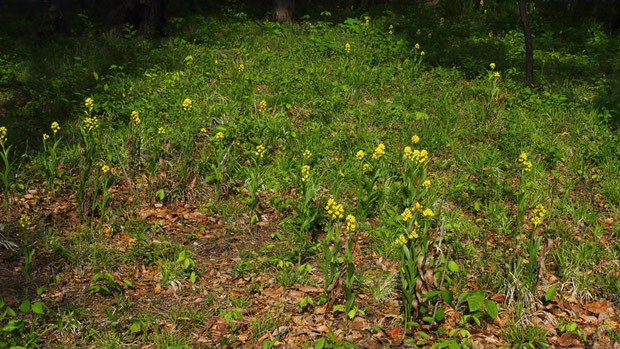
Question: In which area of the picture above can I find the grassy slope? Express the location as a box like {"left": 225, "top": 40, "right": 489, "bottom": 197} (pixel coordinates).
{"left": 0, "top": 5, "right": 619, "bottom": 348}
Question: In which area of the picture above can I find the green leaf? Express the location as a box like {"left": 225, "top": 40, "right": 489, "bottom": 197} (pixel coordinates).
{"left": 19, "top": 299, "right": 30, "bottom": 313}
{"left": 93, "top": 71, "right": 99, "bottom": 80}
{"left": 314, "top": 337, "right": 326, "bottom": 349}
{"left": 347, "top": 309, "right": 356, "bottom": 319}
{"left": 447, "top": 260, "right": 459, "bottom": 272}
{"left": 441, "top": 290, "right": 454, "bottom": 304}
{"left": 467, "top": 290, "right": 484, "bottom": 312}
{"left": 435, "top": 307, "right": 445, "bottom": 321}
{"left": 190, "top": 272, "right": 197, "bottom": 283}
{"left": 484, "top": 299, "right": 499, "bottom": 318}
{"left": 130, "top": 322, "right": 141, "bottom": 333}
{"left": 31, "top": 302, "right": 44, "bottom": 315}
{"left": 545, "top": 284, "right": 557, "bottom": 301}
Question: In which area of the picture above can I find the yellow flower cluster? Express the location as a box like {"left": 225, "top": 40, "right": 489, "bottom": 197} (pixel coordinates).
{"left": 259, "top": 100, "right": 267, "bottom": 110}
{"left": 396, "top": 231, "right": 418, "bottom": 245}
{"left": 301, "top": 165, "right": 310, "bottom": 182}
{"left": 531, "top": 204, "right": 547, "bottom": 226}
{"left": 255, "top": 144, "right": 265, "bottom": 158}
{"left": 362, "top": 163, "right": 370, "bottom": 171}
{"left": 183, "top": 98, "right": 192, "bottom": 111}
{"left": 415, "top": 43, "right": 420, "bottom": 50}
{"left": 411, "top": 134, "right": 420, "bottom": 144}
{"left": 303, "top": 149, "right": 312, "bottom": 159}
{"left": 325, "top": 198, "right": 344, "bottom": 220}
{"left": 518, "top": 152, "right": 532, "bottom": 171}
{"left": 494, "top": 72, "right": 501, "bottom": 78}
{"left": 158, "top": 127, "right": 166, "bottom": 135}
{"left": 389, "top": 25, "right": 394, "bottom": 35}
{"left": 101, "top": 164, "right": 110, "bottom": 174}
{"left": 412, "top": 202, "right": 422, "bottom": 211}
{"left": 423, "top": 208, "right": 434, "bottom": 217}
{"left": 83, "top": 116, "right": 99, "bottom": 131}
{"left": 401, "top": 208, "right": 413, "bottom": 222}
{"left": 84, "top": 97, "right": 94, "bottom": 112}
{"left": 420, "top": 51, "right": 426, "bottom": 56}
{"left": 216, "top": 132, "right": 224, "bottom": 140}
{"left": 43, "top": 134, "right": 49, "bottom": 141}
{"left": 19, "top": 213, "right": 31, "bottom": 228}
{"left": 490, "top": 62, "right": 496, "bottom": 70}
{"left": 422, "top": 180, "right": 431, "bottom": 188}
{"left": 51, "top": 121, "right": 60, "bottom": 134}
{"left": 356, "top": 150, "right": 365, "bottom": 160}
{"left": 403, "top": 147, "right": 428, "bottom": 163}
{"left": 372, "top": 143, "right": 386, "bottom": 160}
{"left": 201, "top": 128, "right": 208, "bottom": 134}
{"left": 346, "top": 215, "right": 356, "bottom": 231}
{"left": 239, "top": 63, "right": 245, "bottom": 71}
{"left": 0, "top": 126, "right": 7, "bottom": 143}
{"left": 345, "top": 43, "right": 351, "bottom": 54}
{"left": 131, "top": 111, "right": 141, "bottom": 125}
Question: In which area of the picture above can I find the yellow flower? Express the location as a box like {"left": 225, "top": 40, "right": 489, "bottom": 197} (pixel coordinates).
{"left": 301, "top": 165, "right": 311, "bottom": 182}
{"left": 412, "top": 202, "right": 422, "bottom": 211}
{"left": 238, "top": 63, "right": 245, "bottom": 71}
{"left": 408, "top": 231, "right": 419, "bottom": 239}
{"left": 0, "top": 126, "right": 6, "bottom": 143}
{"left": 255, "top": 144, "right": 265, "bottom": 158}
{"left": 215, "top": 132, "right": 224, "bottom": 140}
{"left": 303, "top": 149, "right": 312, "bottom": 159}
{"left": 480, "top": 0, "right": 484, "bottom": 5}
{"left": 345, "top": 43, "right": 351, "bottom": 54}
{"left": 398, "top": 234, "right": 408, "bottom": 244}
{"left": 372, "top": 143, "right": 386, "bottom": 160}
{"left": 416, "top": 29, "right": 421, "bottom": 35}
{"left": 51, "top": 121, "right": 60, "bottom": 134}
{"left": 259, "top": 100, "right": 267, "bottom": 110}
{"left": 423, "top": 208, "right": 434, "bottom": 217}
{"left": 420, "top": 51, "right": 426, "bottom": 56}
{"left": 131, "top": 111, "right": 141, "bottom": 125}
{"left": 422, "top": 180, "right": 431, "bottom": 188}
{"left": 182, "top": 98, "right": 192, "bottom": 111}
{"left": 356, "top": 150, "right": 365, "bottom": 160}
{"left": 494, "top": 72, "right": 500, "bottom": 78}
{"left": 201, "top": 128, "right": 208, "bottom": 133}
{"left": 415, "top": 43, "right": 420, "bottom": 50}
{"left": 158, "top": 127, "right": 166, "bottom": 135}
{"left": 101, "top": 164, "right": 110, "bottom": 174}
{"left": 19, "top": 214, "right": 31, "bottom": 228}
{"left": 42, "top": 133, "right": 49, "bottom": 141}
{"left": 427, "top": 33, "right": 432, "bottom": 38}
{"left": 532, "top": 204, "right": 547, "bottom": 218}
{"left": 362, "top": 163, "right": 370, "bottom": 171}
{"left": 490, "top": 62, "right": 496, "bottom": 70}
{"left": 531, "top": 216, "right": 542, "bottom": 227}
{"left": 84, "top": 97, "right": 94, "bottom": 111}
{"left": 401, "top": 208, "right": 413, "bottom": 222}
{"left": 440, "top": 17, "right": 445, "bottom": 25}
{"left": 83, "top": 116, "right": 100, "bottom": 131}
{"left": 389, "top": 25, "right": 393, "bottom": 35}
{"left": 339, "top": 170, "right": 345, "bottom": 177}
{"left": 411, "top": 134, "right": 420, "bottom": 144}
{"left": 325, "top": 198, "right": 344, "bottom": 220}
{"left": 518, "top": 153, "right": 528, "bottom": 162}
{"left": 346, "top": 215, "right": 356, "bottom": 232}
{"left": 522, "top": 161, "right": 532, "bottom": 172}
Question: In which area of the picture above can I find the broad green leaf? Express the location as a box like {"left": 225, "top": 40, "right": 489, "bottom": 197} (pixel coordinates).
{"left": 447, "top": 260, "right": 459, "bottom": 272}
{"left": 467, "top": 290, "right": 484, "bottom": 312}
{"left": 545, "top": 284, "right": 557, "bottom": 301}
{"left": 130, "top": 322, "right": 141, "bottom": 333}
{"left": 19, "top": 299, "right": 30, "bottom": 313}
{"left": 484, "top": 299, "right": 499, "bottom": 318}
{"left": 31, "top": 302, "right": 44, "bottom": 315}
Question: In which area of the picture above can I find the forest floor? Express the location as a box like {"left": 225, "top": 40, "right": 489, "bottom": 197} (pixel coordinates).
{"left": 0, "top": 4, "right": 619, "bottom": 348}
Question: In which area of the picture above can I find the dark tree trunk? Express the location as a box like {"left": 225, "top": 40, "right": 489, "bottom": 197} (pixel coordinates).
{"left": 126, "top": 0, "right": 167, "bottom": 35}
{"left": 518, "top": 0, "right": 534, "bottom": 86}
{"left": 273, "top": 0, "right": 294, "bottom": 22}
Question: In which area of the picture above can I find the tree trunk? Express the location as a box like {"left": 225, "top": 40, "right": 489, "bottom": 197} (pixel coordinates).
{"left": 518, "top": 0, "right": 534, "bottom": 86}
{"left": 273, "top": 0, "right": 294, "bottom": 22}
